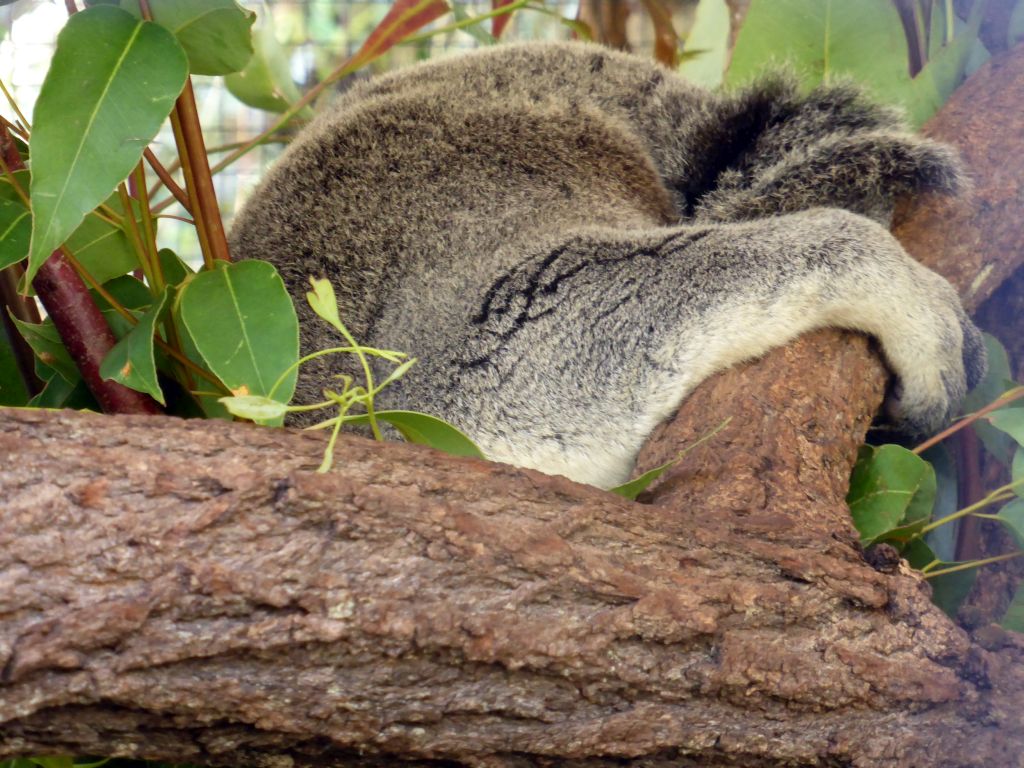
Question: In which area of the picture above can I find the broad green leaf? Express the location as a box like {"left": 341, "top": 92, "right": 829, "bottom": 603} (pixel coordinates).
{"left": 94, "top": 275, "right": 155, "bottom": 311}
{"left": 28, "top": 5, "right": 187, "bottom": 286}
{"left": 676, "top": 0, "right": 730, "bottom": 88}
{"left": 158, "top": 247, "right": 194, "bottom": 287}
{"left": 220, "top": 393, "right": 289, "bottom": 422}
{"left": 28, "top": 373, "right": 100, "bottom": 411}
{"left": 0, "top": 322, "right": 30, "bottom": 406}
{"left": 225, "top": 12, "right": 307, "bottom": 115}
{"left": 921, "top": 444, "right": 959, "bottom": 562}
{"left": 988, "top": 408, "right": 1024, "bottom": 448}
{"left": 170, "top": 303, "right": 231, "bottom": 421}
{"left": 100, "top": 288, "right": 170, "bottom": 404}
{"left": 0, "top": 198, "right": 30, "bottom": 271}
{"left": 10, "top": 314, "right": 78, "bottom": 384}
{"left": 177, "top": 259, "right": 298, "bottom": 423}
{"left": 727, "top": 0, "right": 909, "bottom": 95}
{"left": 847, "top": 444, "right": 936, "bottom": 544}
{"left": 123, "top": 0, "right": 255, "bottom": 76}
{"left": 1000, "top": 582, "right": 1024, "bottom": 633}
{"left": 965, "top": 334, "right": 1016, "bottom": 465}
{"left": 0, "top": 172, "right": 141, "bottom": 287}
{"left": 346, "top": 410, "right": 485, "bottom": 459}
{"left": 901, "top": 538, "right": 937, "bottom": 571}
{"left": 996, "top": 498, "right": 1024, "bottom": 550}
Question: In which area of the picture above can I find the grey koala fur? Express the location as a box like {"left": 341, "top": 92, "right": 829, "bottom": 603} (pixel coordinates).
{"left": 230, "top": 41, "right": 986, "bottom": 489}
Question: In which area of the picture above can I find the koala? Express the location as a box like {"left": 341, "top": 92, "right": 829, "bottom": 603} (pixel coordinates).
{"left": 229, "top": 41, "right": 986, "bottom": 489}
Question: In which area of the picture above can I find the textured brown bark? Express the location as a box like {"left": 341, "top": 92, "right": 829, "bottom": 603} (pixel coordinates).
{"left": 2, "top": 406, "right": 1024, "bottom": 768}
{"left": 2, "top": 38, "right": 1024, "bottom": 768}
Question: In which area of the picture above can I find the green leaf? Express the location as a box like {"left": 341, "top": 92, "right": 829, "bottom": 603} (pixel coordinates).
{"left": 451, "top": 3, "right": 498, "bottom": 45}
{"left": 100, "top": 287, "right": 170, "bottom": 404}
{"left": 901, "top": 0, "right": 985, "bottom": 126}
{"left": 10, "top": 314, "right": 79, "bottom": 385}
{"left": 988, "top": 408, "right": 1024, "bottom": 448}
{"left": 727, "top": 0, "right": 909, "bottom": 94}
{"left": 0, "top": 322, "right": 30, "bottom": 406}
{"left": 996, "top": 498, "right": 1024, "bottom": 550}
{"left": 220, "top": 393, "right": 289, "bottom": 422}
{"left": 921, "top": 444, "right": 959, "bottom": 562}
{"left": 27, "top": 5, "right": 187, "bottom": 286}
{"left": 930, "top": 568, "right": 976, "bottom": 620}
{"left": 611, "top": 416, "right": 731, "bottom": 499}
{"left": 177, "top": 259, "right": 298, "bottom": 423}
{"left": 847, "top": 444, "right": 936, "bottom": 544}
{"left": 1000, "top": 582, "right": 1024, "bottom": 633}
{"left": 94, "top": 274, "right": 155, "bottom": 311}
{"left": 676, "top": 0, "right": 730, "bottom": 88}
{"left": 28, "top": 374, "right": 100, "bottom": 411}
{"left": 965, "top": 334, "right": 1017, "bottom": 465}
{"left": 123, "top": 0, "right": 255, "bottom": 76}
{"left": 345, "top": 410, "right": 486, "bottom": 459}
{"left": 901, "top": 538, "right": 937, "bottom": 571}
{"left": 225, "top": 12, "right": 306, "bottom": 115}
{"left": 158, "top": 247, "right": 194, "bottom": 287}
{"left": 0, "top": 198, "right": 31, "bottom": 271}
{"left": 306, "top": 277, "right": 344, "bottom": 333}
{"left": 725, "top": 0, "right": 979, "bottom": 127}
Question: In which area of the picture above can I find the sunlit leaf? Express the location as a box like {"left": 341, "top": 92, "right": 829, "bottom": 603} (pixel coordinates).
{"left": 676, "top": 0, "right": 730, "bottom": 88}
{"left": 27, "top": 5, "right": 187, "bottom": 286}
{"left": 177, "top": 260, "right": 298, "bottom": 424}
{"left": 100, "top": 287, "right": 169, "bottom": 404}
{"left": 345, "top": 409, "right": 485, "bottom": 459}
{"left": 123, "top": 0, "right": 255, "bottom": 76}
{"left": 847, "top": 444, "right": 936, "bottom": 544}
{"left": 225, "top": 7, "right": 308, "bottom": 115}
{"left": 306, "top": 277, "right": 344, "bottom": 333}
{"left": 220, "top": 393, "right": 289, "bottom": 422}
{"left": 351, "top": 0, "right": 450, "bottom": 69}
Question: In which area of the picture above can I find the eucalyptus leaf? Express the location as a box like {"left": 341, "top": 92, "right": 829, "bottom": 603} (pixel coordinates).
{"left": 989, "top": 408, "right": 1024, "bottom": 448}
{"left": 930, "top": 568, "right": 976, "bottom": 620}
{"left": 996, "top": 498, "right": 1024, "bottom": 550}
{"left": 220, "top": 393, "right": 289, "bottom": 422}
{"left": 123, "top": 0, "right": 255, "bottom": 76}
{"left": 10, "top": 314, "right": 79, "bottom": 384}
{"left": 345, "top": 410, "right": 486, "bottom": 459}
{"left": 1014, "top": 447, "right": 1024, "bottom": 498}
{"left": 27, "top": 5, "right": 187, "bottom": 286}
{"left": 225, "top": 11, "right": 306, "bottom": 115}
{"left": 158, "top": 247, "right": 194, "bottom": 287}
{"left": 27, "top": 374, "right": 100, "bottom": 411}
{"left": 847, "top": 444, "right": 936, "bottom": 544}
{"left": 965, "top": 334, "right": 1016, "bottom": 465}
{"left": 306, "top": 277, "right": 345, "bottom": 333}
{"left": 676, "top": 0, "right": 729, "bottom": 88}
{"left": 0, "top": 323, "right": 30, "bottom": 406}
{"left": 100, "top": 287, "right": 170, "bottom": 404}
{"left": 0, "top": 198, "right": 30, "bottom": 271}
{"left": 177, "top": 259, "right": 298, "bottom": 423}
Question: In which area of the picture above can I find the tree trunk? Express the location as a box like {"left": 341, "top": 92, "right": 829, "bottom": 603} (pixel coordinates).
{"left": 2, "top": 43, "right": 1024, "bottom": 768}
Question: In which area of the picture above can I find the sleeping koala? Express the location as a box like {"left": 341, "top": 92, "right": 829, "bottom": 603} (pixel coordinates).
{"left": 229, "top": 41, "right": 986, "bottom": 489}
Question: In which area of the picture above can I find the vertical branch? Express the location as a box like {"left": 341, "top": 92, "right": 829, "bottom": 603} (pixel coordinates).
{"left": 171, "top": 80, "right": 232, "bottom": 265}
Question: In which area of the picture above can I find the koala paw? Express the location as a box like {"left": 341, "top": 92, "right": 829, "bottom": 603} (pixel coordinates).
{"left": 879, "top": 277, "right": 987, "bottom": 440}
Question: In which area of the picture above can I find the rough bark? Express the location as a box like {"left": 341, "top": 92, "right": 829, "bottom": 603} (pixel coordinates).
{"left": 2, "top": 406, "right": 1024, "bottom": 768}
{"left": 2, "top": 41, "right": 1024, "bottom": 768}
